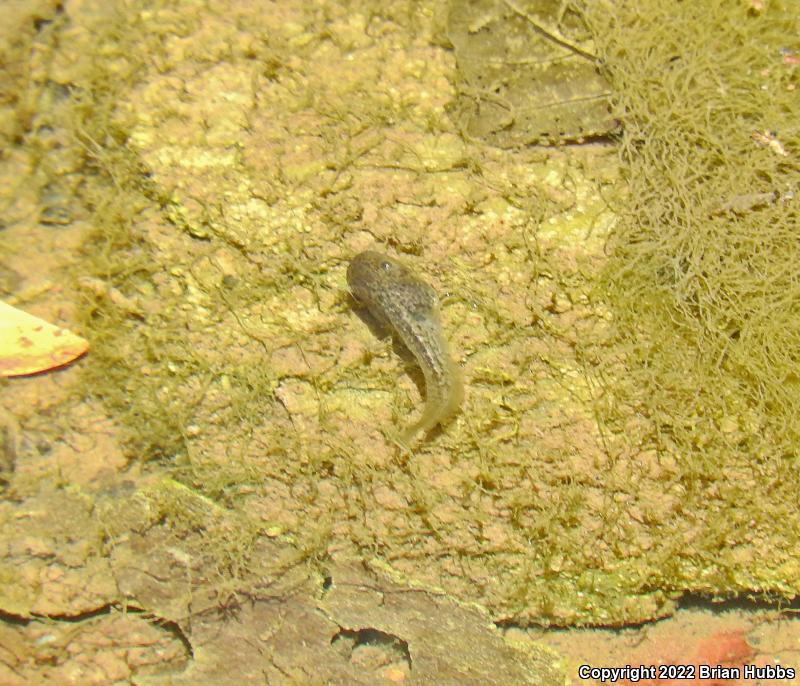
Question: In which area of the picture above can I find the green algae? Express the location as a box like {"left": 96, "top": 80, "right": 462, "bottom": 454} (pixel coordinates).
{"left": 582, "top": 0, "right": 800, "bottom": 609}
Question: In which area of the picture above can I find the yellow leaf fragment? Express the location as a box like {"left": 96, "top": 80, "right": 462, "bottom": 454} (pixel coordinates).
{"left": 0, "top": 301, "right": 88, "bottom": 377}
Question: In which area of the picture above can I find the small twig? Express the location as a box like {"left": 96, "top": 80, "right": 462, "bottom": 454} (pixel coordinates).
{"left": 502, "top": 0, "right": 600, "bottom": 63}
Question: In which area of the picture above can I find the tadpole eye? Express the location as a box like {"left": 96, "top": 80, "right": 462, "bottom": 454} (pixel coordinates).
{"left": 380, "top": 261, "right": 391, "bottom": 271}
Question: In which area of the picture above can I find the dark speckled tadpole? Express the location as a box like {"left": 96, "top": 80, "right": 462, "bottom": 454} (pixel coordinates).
{"left": 347, "top": 251, "right": 463, "bottom": 443}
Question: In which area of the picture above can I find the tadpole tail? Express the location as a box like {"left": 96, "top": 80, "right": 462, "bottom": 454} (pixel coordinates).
{"left": 400, "top": 359, "right": 463, "bottom": 443}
